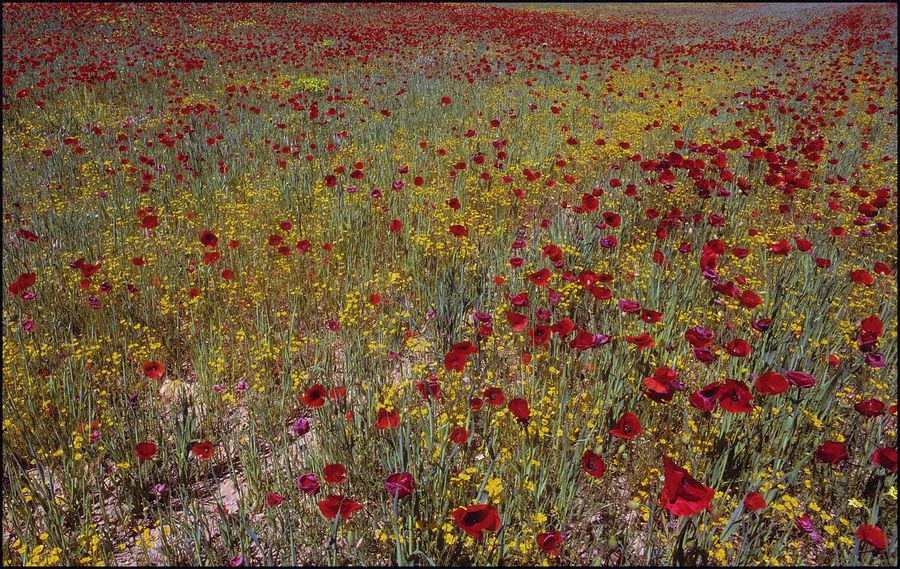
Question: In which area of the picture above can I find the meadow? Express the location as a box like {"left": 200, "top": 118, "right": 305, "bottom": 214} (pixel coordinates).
{"left": 1, "top": 2, "right": 897, "bottom": 566}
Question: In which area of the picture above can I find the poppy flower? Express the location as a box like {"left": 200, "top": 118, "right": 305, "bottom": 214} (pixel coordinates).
{"left": 859, "top": 314, "right": 884, "bottom": 337}
{"left": 136, "top": 441, "right": 157, "bottom": 461}
{"left": 529, "top": 268, "right": 551, "bottom": 286}
{"left": 444, "top": 350, "right": 467, "bottom": 372}
{"left": 725, "top": 339, "right": 751, "bottom": 358}
{"left": 690, "top": 381, "right": 726, "bottom": 411}
{"left": 375, "top": 408, "right": 399, "bottom": 429}
{"left": 266, "top": 492, "right": 284, "bottom": 506}
{"left": 506, "top": 311, "right": 529, "bottom": 332}
{"left": 693, "top": 347, "right": 717, "bottom": 365}
{"left": 203, "top": 251, "right": 220, "bottom": 264}
{"left": 440, "top": 96, "right": 452, "bottom": 105}
{"left": 785, "top": 370, "right": 816, "bottom": 389}
{"left": 581, "top": 450, "right": 606, "bottom": 479}
{"left": 452, "top": 504, "right": 500, "bottom": 540}
{"left": 323, "top": 463, "right": 347, "bottom": 483}
{"left": 416, "top": 380, "right": 442, "bottom": 400}
{"left": 660, "top": 456, "right": 715, "bottom": 516}
{"left": 192, "top": 441, "right": 214, "bottom": 460}
{"left": 815, "top": 441, "right": 848, "bottom": 465}
{"left": 450, "top": 427, "right": 469, "bottom": 445}
{"left": 318, "top": 495, "right": 362, "bottom": 520}
{"left": 199, "top": 230, "right": 219, "bottom": 248}
{"left": 527, "top": 325, "right": 552, "bottom": 347}
{"left": 297, "top": 473, "right": 320, "bottom": 495}
{"left": 739, "top": 290, "right": 763, "bottom": 309}
{"left": 470, "top": 397, "right": 484, "bottom": 410}
{"left": 857, "top": 525, "right": 886, "bottom": 549}
{"left": 626, "top": 333, "right": 655, "bottom": 350}
{"left": 293, "top": 417, "right": 310, "bottom": 436}
{"left": 685, "top": 326, "right": 713, "bottom": 348}
{"left": 750, "top": 317, "right": 772, "bottom": 332}
{"left": 389, "top": 219, "right": 403, "bottom": 232}
{"left": 384, "top": 472, "right": 415, "bottom": 498}
{"left": 718, "top": 379, "right": 754, "bottom": 413}
{"left": 448, "top": 225, "right": 468, "bottom": 238}
{"left": 508, "top": 398, "right": 531, "bottom": 423}
{"left": 755, "top": 372, "right": 789, "bottom": 395}
{"left": 484, "top": 387, "right": 505, "bottom": 406}
{"left": 744, "top": 492, "right": 767, "bottom": 511}
{"left": 446, "top": 198, "right": 461, "bottom": 210}
{"left": 854, "top": 398, "right": 885, "bottom": 418}
{"left": 9, "top": 272, "right": 37, "bottom": 296}
{"left": 143, "top": 361, "right": 165, "bottom": 379}
{"left": 140, "top": 215, "right": 159, "bottom": 229}
{"left": 644, "top": 366, "right": 678, "bottom": 394}
{"left": 369, "top": 293, "right": 381, "bottom": 305}
{"left": 301, "top": 384, "right": 327, "bottom": 407}
{"left": 872, "top": 447, "right": 897, "bottom": 472}
{"left": 610, "top": 412, "right": 642, "bottom": 439}
{"left": 552, "top": 318, "right": 575, "bottom": 337}
{"left": 849, "top": 269, "right": 873, "bottom": 286}
{"left": 536, "top": 531, "right": 564, "bottom": 555}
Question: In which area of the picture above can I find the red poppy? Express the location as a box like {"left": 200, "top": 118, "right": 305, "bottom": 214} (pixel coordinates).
{"left": 384, "top": 472, "right": 415, "bottom": 498}
{"left": 690, "top": 381, "right": 726, "bottom": 411}
{"left": 767, "top": 238, "right": 791, "bottom": 255}
{"left": 389, "top": 219, "right": 403, "bottom": 232}
{"left": 375, "top": 408, "right": 399, "bottom": 429}
{"left": 718, "top": 379, "right": 754, "bottom": 413}
{"left": 872, "top": 447, "right": 897, "bottom": 472}
{"left": 484, "top": 387, "right": 505, "bottom": 406}
{"left": 536, "top": 531, "right": 564, "bottom": 555}
{"left": 136, "top": 441, "right": 157, "bottom": 461}
{"left": 660, "top": 456, "right": 715, "bottom": 516}
{"left": 755, "top": 372, "right": 789, "bottom": 395}
{"left": 449, "top": 224, "right": 468, "bottom": 238}
{"left": 323, "top": 463, "right": 347, "bottom": 483}
{"left": 203, "top": 251, "right": 220, "bottom": 264}
{"left": 143, "top": 361, "right": 165, "bottom": 379}
{"left": 470, "top": 397, "right": 484, "bottom": 410}
{"left": 610, "top": 412, "right": 643, "bottom": 439}
{"left": 301, "top": 384, "right": 327, "bottom": 407}
{"left": 815, "top": 441, "right": 848, "bottom": 465}
{"left": 552, "top": 318, "right": 575, "bottom": 337}
{"left": 446, "top": 198, "right": 461, "bottom": 210}
{"left": 849, "top": 269, "right": 874, "bottom": 286}
{"left": 199, "top": 230, "right": 219, "bottom": 248}
{"left": 626, "top": 333, "right": 655, "bottom": 350}
{"left": 644, "top": 366, "right": 678, "bottom": 394}
{"left": 505, "top": 311, "right": 529, "bottom": 332}
{"left": 444, "top": 350, "right": 467, "bottom": 372}
{"left": 528, "top": 268, "right": 551, "bottom": 286}
{"left": 192, "top": 441, "right": 214, "bottom": 460}
{"left": 140, "top": 215, "right": 159, "bottom": 229}
{"left": 857, "top": 525, "right": 886, "bottom": 549}
{"left": 581, "top": 193, "right": 599, "bottom": 211}
{"left": 8, "top": 272, "right": 36, "bottom": 296}
{"left": 132, "top": 257, "right": 146, "bottom": 267}
{"left": 266, "top": 492, "right": 284, "bottom": 506}
{"left": 440, "top": 96, "right": 452, "bottom": 105}
{"left": 508, "top": 398, "right": 531, "bottom": 422}
{"left": 725, "top": 339, "right": 751, "bottom": 358}
{"left": 739, "top": 290, "right": 763, "bottom": 309}
{"left": 318, "top": 495, "right": 362, "bottom": 520}
{"left": 744, "top": 492, "right": 767, "bottom": 511}
{"left": 279, "top": 221, "right": 293, "bottom": 232}
{"left": 450, "top": 427, "right": 468, "bottom": 445}
{"left": 854, "top": 398, "right": 885, "bottom": 418}
{"left": 685, "top": 326, "right": 713, "bottom": 348}
{"left": 785, "top": 370, "right": 816, "bottom": 388}
{"left": 451, "top": 504, "right": 500, "bottom": 540}
{"left": 222, "top": 270, "right": 233, "bottom": 280}
{"left": 188, "top": 288, "right": 200, "bottom": 298}
{"left": 582, "top": 450, "right": 606, "bottom": 479}
{"left": 640, "top": 309, "right": 663, "bottom": 324}
{"left": 815, "top": 257, "right": 832, "bottom": 268}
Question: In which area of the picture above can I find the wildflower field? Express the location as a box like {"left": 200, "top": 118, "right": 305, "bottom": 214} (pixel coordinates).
{"left": 2, "top": 2, "right": 898, "bottom": 566}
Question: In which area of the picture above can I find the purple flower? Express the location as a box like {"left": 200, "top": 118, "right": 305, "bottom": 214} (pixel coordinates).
{"left": 293, "top": 417, "right": 310, "bottom": 437}
{"left": 598, "top": 237, "right": 617, "bottom": 249}
{"left": 213, "top": 384, "right": 224, "bottom": 393}
{"left": 474, "top": 312, "right": 492, "bottom": 324}
{"left": 230, "top": 554, "right": 244, "bottom": 566}
{"left": 21, "top": 290, "right": 36, "bottom": 301}
{"left": 701, "top": 266, "right": 719, "bottom": 281}
{"left": 297, "top": 473, "right": 320, "bottom": 495}
{"left": 236, "top": 380, "right": 248, "bottom": 391}
{"left": 22, "top": 319, "right": 34, "bottom": 332}
{"left": 618, "top": 299, "right": 641, "bottom": 313}
{"left": 750, "top": 317, "right": 772, "bottom": 332}
{"left": 864, "top": 353, "right": 886, "bottom": 368}
{"left": 416, "top": 380, "right": 442, "bottom": 401}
